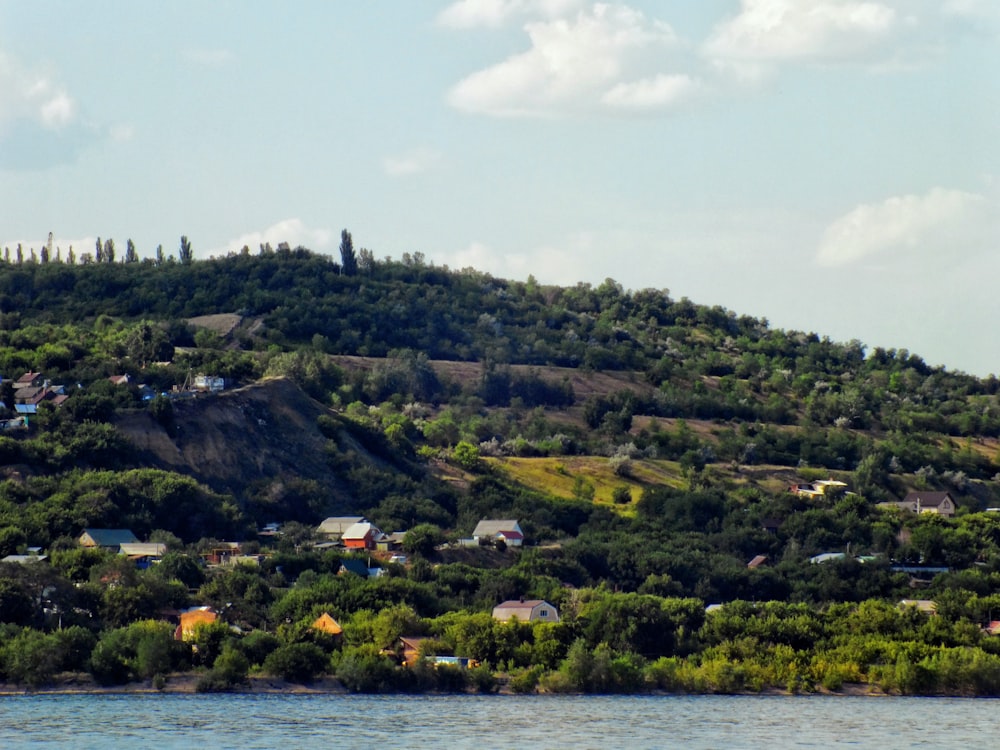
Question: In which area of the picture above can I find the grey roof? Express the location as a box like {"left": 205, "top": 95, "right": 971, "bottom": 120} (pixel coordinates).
{"left": 343, "top": 521, "right": 382, "bottom": 541}
{"left": 119, "top": 542, "right": 167, "bottom": 557}
{"left": 492, "top": 599, "right": 559, "bottom": 622}
{"left": 902, "top": 491, "right": 953, "bottom": 507}
{"left": 318, "top": 516, "right": 365, "bottom": 535}
{"left": 1, "top": 554, "right": 47, "bottom": 564}
{"left": 473, "top": 519, "right": 521, "bottom": 538}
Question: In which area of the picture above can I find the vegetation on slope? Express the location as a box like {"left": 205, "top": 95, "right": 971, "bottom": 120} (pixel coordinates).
{"left": 2, "top": 239, "right": 1000, "bottom": 694}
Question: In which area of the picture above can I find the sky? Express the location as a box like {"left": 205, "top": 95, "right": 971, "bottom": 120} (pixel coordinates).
{"left": 1, "top": 1, "right": 998, "bottom": 375}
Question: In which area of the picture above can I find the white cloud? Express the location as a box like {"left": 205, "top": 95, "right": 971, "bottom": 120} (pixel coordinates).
{"left": 109, "top": 123, "right": 136, "bottom": 142}
{"left": 210, "top": 219, "right": 334, "bottom": 258}
{"left": 382, "top": 148, "right": 441, "bottom": 177}
{"left": 447, "top": 3, "right": 693, "bottom": 117}
{"left": 816, "top": 187, "right": 991, "bottom": 267}
{"left": 601, "top": 73, "right": 699, "bottom": 110}
{"left": 943, "top": 0, "right": 1000, "bottom": 21}
{"left": 0, "top": 50, "right": 77, "bottom": 131}
{"left": 437, "top": 0, "right": 584, "bottom": 29}
{"left": 704, "top": 0, "right": 899, "bottom": 68}
{"left": 432, "top": 239, "right": 581, "bottom": 285}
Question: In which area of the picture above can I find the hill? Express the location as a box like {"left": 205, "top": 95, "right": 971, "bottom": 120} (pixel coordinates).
{"left": 5, "top": 247, "right": 1000, "bottom": 695}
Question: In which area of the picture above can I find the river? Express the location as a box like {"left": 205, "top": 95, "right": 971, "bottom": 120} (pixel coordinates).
{"left": 1, "top": 693, "right": 995, "bottom": 748}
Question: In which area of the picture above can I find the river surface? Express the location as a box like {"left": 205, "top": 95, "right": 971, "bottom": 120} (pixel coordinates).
{"left": 1, "top": 693, "right": 995, "bottom": 748}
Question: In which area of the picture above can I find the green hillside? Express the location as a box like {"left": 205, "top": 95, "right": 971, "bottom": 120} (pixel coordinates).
{"left": 3, "top": 242, "right": 1000, "bottom": 695}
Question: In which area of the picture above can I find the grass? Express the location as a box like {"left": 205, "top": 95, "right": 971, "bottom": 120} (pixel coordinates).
{"left": 487, "top": 456, "right": 687, "bottom": 514}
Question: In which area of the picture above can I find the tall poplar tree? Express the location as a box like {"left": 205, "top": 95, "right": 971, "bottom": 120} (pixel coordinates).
{"left": 339, "top": 229, "right": 357, "bottom": 276}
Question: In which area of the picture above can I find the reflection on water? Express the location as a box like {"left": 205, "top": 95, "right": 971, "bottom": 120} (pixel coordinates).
{"left": 1, "top": 694, "right": 996, "bottom": 749}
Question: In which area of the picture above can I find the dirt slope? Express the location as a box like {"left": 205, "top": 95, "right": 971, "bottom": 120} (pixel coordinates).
{"left": 115, "top": 377, "right": 343, "bottom": 498}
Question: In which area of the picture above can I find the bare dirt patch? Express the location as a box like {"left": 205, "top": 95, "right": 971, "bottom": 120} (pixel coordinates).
{"left": 186, "top": 313, "right": 243, "bottom": 337}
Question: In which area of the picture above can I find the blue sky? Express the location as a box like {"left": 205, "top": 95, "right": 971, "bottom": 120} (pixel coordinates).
{"left": 1, "top": 1, "right": 998, "bottom": 374}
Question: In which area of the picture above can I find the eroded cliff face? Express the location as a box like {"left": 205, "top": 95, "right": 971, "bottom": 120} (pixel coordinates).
{"left": 114, "top": 377, "right": 344, "bottom": 498}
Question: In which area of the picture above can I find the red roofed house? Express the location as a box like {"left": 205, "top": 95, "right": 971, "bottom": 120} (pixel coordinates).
{"left": 342, "top": 521, "right": 383, "bottom": 550}
{"left": 473, "top": 519, "right": 524, "bottom": 547}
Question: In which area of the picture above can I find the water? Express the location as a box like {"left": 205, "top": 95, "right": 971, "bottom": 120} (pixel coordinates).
{"left": 1, "top": 694, "right": 996, "bottom": 749}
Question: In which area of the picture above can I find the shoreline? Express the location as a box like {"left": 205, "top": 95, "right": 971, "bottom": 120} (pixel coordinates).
{"left": 0, "top": 676, "right": 892, "bottom": 698}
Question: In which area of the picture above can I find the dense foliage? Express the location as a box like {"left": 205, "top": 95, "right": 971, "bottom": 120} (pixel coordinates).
{"left": 2, "top": 241, "right": 1000, "bottom": 694}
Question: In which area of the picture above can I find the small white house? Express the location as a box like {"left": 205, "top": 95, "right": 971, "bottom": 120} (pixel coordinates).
{"left": 473, "top": 519, "right": 524, "bottom": 547}
{"left": 492, "top": 599, "right": 559, "bottom": 623}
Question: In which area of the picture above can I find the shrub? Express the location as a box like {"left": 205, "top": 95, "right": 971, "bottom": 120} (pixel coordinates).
{"left": 263, "top": 642, "right": 328, "bottom": 683}
{"left": 334, "top": 645, "right": 398, "bottom": 693}
{"left": 197, "top": 646, "right": 250, "bottom": 692}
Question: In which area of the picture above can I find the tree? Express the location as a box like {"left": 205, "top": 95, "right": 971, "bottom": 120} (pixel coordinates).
{"left": 339, "top": 229, "right": 357, "bottom": 276}
{"left": 103, "top": 238, "right": 116, "bottom": 264}
{"left": 452, "top": 441, "right": 481, "bottom": 470}
{"left": 125, "top": 239, "right": 139, "bottom": 264}
{"left": 403, "top": 524, "right": 445, "bottom": 557}
{"left": 179, "top": 236, "right": 193, "bottom": 265}
{"left": 262, "top": 642, "right": 328, "bottom": 682}
{"left": 612, "top": 486, "right": 632, "bottom": 505}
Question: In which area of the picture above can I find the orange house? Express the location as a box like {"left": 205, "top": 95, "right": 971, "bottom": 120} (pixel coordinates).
{"left": 175, "top": 606, "right": 218, "bottom": 640}
{"left": 342, "top": 521, "right": 383, "bottom": 550}
{"left": 312, "top": 613, "right": 343, "bottom": 636}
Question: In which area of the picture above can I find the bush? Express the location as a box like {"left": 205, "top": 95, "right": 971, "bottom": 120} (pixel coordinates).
{"left": 334, "top": 645, "right": 398, "bottom": 693}
{"left": 240, "top": 630, "right": 281, "bottom": 667}
{"left": 263, "top": 642, "right": 328, "bottom": 683}
{"left": 509, "top": 665, "right": 545, "bottom": 694}
{"left": 612, "top": 485, "right": 632, "bottom": 504}
{"left": 467, "top": 665, "right": 498, "bottom": 694}
{"left": 197, "top": 646, "right": 250, "bottom": 692}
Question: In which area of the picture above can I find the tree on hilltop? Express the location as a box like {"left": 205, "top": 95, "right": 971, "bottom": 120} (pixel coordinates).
{"left": 340, "top": 229, "right": 357, "bottom": 276}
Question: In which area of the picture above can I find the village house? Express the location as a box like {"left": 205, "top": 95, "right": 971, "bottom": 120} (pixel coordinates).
{"left": 492, "top": 599, "right": 560, "bottom": 623}
{"left": 342, "top": 521, "right": 384, "bottom": 550}
{"left": 899, "top": 599, "right": 937, "bottom": 615}
{"left": 311, "top": 612, "right": 343, "bottom": 637}
{"left": 203, "top": 542, "right": 243, "bottom": 565}
{"left": 193, "top": 374, "right": 225, "bottom": 392}
{"left": 78, "top": 528, "right": 140, "bottom": 552}
{"left": 473, "top": 519, "right": 524, "bottom": 547}
{"left": 317, "top": 516, "right": 366, "bottom": 540}
{"left": 14, "top": 372, "right": 43, "bottom": 389}
{"left": 396, "top": 636, "right": 427, "bottom": 667}
{"left": 11, "top": 372, "right": 69, "bottom": 415}
{"left": 338, "top": 558, "right": 383, "bottom": 578}
{"left": 892, "top": 491, "right": 957, "bottom": 518}
{"left": 1, "top": 553, "right": 48, "bottom": 564}
{"left": 789, "top": 479, "right": 848, "bottom": 499}
{"left": 119, "top": 542, "right": 167, "bottom": 569}
{"left": 174, "top": 606, "right": 218, "bottom": 640}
